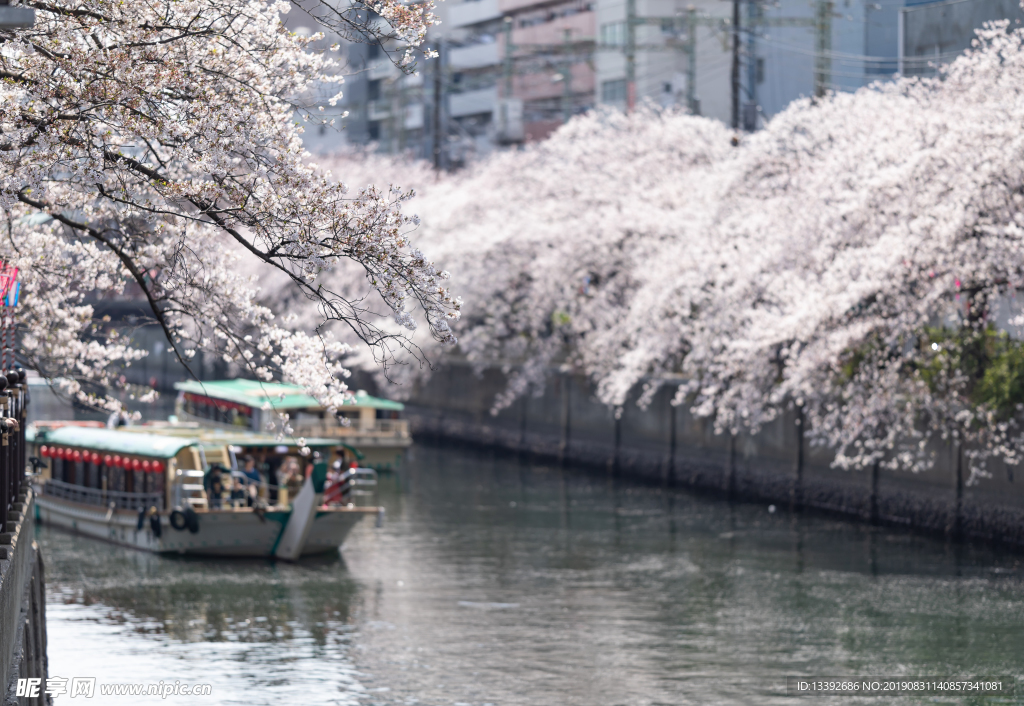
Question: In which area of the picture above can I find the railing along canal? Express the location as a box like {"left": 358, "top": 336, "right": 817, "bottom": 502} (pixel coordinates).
{"left": 0, "top": 365, "right": 49, "bottom": 704}
{"left": 0, "top": 368, "right": 27, "bottom": 528}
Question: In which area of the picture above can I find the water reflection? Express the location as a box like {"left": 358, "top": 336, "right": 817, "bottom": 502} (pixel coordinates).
{"left": 40, "top": 442, "right": 1024, "bottom": 705}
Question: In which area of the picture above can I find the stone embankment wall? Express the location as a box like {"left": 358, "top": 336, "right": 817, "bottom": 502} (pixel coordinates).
{"left": 405, "top": 361, "right": 1024, "bottom": 546}
{"left": 1, "top": 485, "right": 48, "bottom": 706}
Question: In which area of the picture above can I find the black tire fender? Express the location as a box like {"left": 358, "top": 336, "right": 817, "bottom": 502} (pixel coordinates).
{"left": 183, "top": 505, "right": 200, "bottom": 534}
{"left": 169, "top": 508, "right": 187, "bottom": 531}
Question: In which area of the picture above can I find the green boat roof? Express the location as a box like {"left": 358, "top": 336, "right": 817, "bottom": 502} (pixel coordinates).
{"left": 27, "top": 426, "right": 198, "bottom": 458}
{"left": 173, "top": 379, "right": 404, "bottom": 412}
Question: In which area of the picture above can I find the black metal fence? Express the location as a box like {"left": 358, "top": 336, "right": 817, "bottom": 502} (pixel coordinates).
{"left": 0, "top": 369, "right": 27, "bottom": 529}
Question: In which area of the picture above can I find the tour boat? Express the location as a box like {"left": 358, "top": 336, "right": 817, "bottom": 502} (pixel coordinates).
{"left": 173, "top": 379, "right": 412, "bottom": 470}
{"left": 27, "top": 425, "right": 380, "bottom": 558}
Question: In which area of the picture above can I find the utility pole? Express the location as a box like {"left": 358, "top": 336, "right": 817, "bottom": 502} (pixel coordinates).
{"left": 395, "top": 76, "right": 405, "bottom": 153}
{"left": 686, "top": 6, "right": 699, "bottom": 115}
{"left": 626, "top": 0, "right": 636, "bottom": 111}
{"left": 814, "top": 0, "right": 833, "bottom": 97}
{"left": 730, "top": 0, "right": 740, "bottom": 129}
{"left": 744, "top": 0, "right": 759, "bottom": 130}
{"left": 432, "top": 40, "right": 443, "bottom": 172}
{"left": 561, "top": 29, "right": 573, "bottom": 123}
{"left": 503, "top": 17, "right": 514, "bottom": 98}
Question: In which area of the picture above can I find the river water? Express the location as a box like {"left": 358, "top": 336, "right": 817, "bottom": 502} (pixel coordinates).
{"left": 38, "top": 442, "right": 1024, "bottom": 705}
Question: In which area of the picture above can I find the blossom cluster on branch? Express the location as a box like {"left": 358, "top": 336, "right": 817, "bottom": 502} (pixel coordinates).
{"left": 339, "top": 21, "right": 1024, "bottom": 480}
{"left": 0, "top": 0, "right": 456, "bottom": 416}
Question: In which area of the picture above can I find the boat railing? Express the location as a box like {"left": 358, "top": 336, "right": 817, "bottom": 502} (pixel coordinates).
{"left": 338, "top": 467, "right": 377, "bottom": 495}
{"left": 372, "top": 418, "right": 408, "bottom": 435}
{"left": 171, "top": 469, "right": 208, "bottom": 510}
{"left": 323, "top": 467, "right": 377, "bottom": 505}
{"left": 42, "top": 478, "right": 164, "bottom": 512}
{"left": 290, "top": 418, "right": 410, "bottom": 438}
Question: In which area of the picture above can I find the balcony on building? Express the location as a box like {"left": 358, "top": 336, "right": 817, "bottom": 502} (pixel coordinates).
{"left": 450, "top": 41, "right": 501, "bottom": 70}
{"left": 448, "top": 0, "right": 502, "bottom": 29}
{"left": 450, "top": 86, "right": 499, "bottom": 117}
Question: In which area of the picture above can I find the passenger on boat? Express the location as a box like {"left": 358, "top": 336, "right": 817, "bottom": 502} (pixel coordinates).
{"left": 241, "top": 455, "right": 261, "bottom": 485}
{"left": 230, "top": 476, "right": 246, "bottom": 507}
{"left": 241, "top": 455, "right": 262, "bottom": 507}
{"left": 323, "top": 462, "right": 344, "bottom": 506}
{"left": 282, "top": 458, "right": 304, "bottom": 501}
{"left": 204, "top": 464, "right": 226, "bottom": 509}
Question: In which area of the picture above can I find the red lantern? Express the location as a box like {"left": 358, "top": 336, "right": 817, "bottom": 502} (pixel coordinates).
{"left": 39, "top": 446, "right": 49, "bottom": 458}
{"left": 142, "top": 460, "right": 152, "bottom": 473}
{"left": 112, "top": 455, "right": 122, "bottom": 468}
{"left": 103, "top": 455, "right": 112, "bottom": 467}
{"left": 131, "top": 458, "right": 142, "bottom": 471}
{"left": 152, "top": 461, "right": 165, "bottom": 474}
{"left": 72, "top": 450, "right": 82, "bottom": 462}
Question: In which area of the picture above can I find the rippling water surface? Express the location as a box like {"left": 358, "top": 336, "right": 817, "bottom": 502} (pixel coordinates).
{"left": 39, "top": 443, "right": 1024, "bottom": 705}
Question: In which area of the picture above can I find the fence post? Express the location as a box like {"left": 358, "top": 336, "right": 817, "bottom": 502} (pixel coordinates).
{"left": 791, "top": 404, "right": 804, "bottom": 511}
{"left": 610, "top": 407, "right": 622, "bottom": 477}
{"left": 558, "top": 373, "right": 571, "bottom": 464}
{"left": 726, "top": 432, "right": 736, "bottom": 499}
{"left": 666, "top": 402, "right": 677, "bottom": 487}
{"left": 950, "top": 442, "right": 964, "bottom": 539}
{"left": 16, "top": 370, "right": 24, "bottom": 502}
{"left": 0, "top": 373, "right": 8, "bottom": 529}
{"left": 868, "top": 460, "right": 880, "bottom": 524}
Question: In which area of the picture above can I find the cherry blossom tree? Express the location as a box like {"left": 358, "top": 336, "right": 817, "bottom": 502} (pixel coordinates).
{"left": 343, "top": 19, "right": 1024, "bottom": 480}
{"left": 666, "top": 21, "right": 1024, "bottom": 481}
{"left": 317, "top": 110, "right": 733, "bottom": 408}
{"left": 0, "top": 0, "right": 458, "bottom": 413}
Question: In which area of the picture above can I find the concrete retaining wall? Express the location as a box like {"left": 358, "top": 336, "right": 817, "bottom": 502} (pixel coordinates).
{"left": 405, "top": 361, "right": 1024, "bottom": 546}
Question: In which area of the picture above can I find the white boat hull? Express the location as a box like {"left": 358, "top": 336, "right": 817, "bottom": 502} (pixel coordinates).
{"left": 35, "top": 493, "right": 375, "bottom": 558}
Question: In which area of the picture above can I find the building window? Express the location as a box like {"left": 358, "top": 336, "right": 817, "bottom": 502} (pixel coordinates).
{"left": 368, "top": 42, "right": 382, "bottom": 59}
{"left": 601, "top": 78, "right": 627, "bottom": 104}
{"left": 367, "top": 120, "right": 380, "bottom": 141}
{"left": 367, "top": 79, "right": 382, "bottom": 101}
{"left": 600, "top": 22, "right": 626, "bottom": 47}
